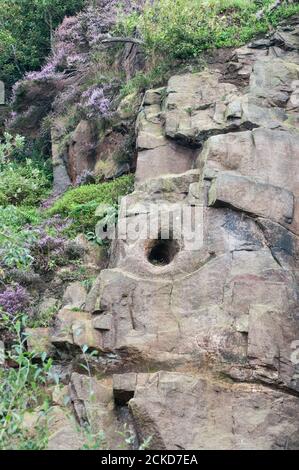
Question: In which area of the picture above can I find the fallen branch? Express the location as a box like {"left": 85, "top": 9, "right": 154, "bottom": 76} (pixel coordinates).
{"left": 101, "top": 36, "right": 144, "bottom": 46}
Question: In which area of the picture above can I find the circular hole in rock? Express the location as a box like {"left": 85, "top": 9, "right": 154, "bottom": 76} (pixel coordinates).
{"left": 147, "top": 239, "right": 179, "bottom": 266}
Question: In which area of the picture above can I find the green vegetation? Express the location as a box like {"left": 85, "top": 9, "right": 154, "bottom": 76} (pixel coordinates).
{"left": 0, "top": 0, "right": 85, "bottom": 88}
{"left": 0, "top": 319, "right": 52, "bottom": 450}
{"left": 0, "top": 133, "right": 51, "bottom": 206}
{"left": 117, "top": 0, "right": 299, "bottom": 95}
{"left": 48, "top": 174, "right": 134, "bottom": 236}
{"left": 0, "top": 161, "right": 50, "bottom": 207}
{"left": 0, "top": 205, "right": 41, "bottom": 269}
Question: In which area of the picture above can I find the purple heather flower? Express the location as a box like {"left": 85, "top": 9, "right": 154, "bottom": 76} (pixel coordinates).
{"left": 81, "top": 86, "right": 111, "bottom": 118}
{"left": 0, "top": 284, "right": 30, "bottom": 315}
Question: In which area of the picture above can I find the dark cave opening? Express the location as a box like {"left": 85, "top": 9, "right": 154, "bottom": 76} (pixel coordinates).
{"left": 147, "top": 238, "right": 179, "bottom": 266}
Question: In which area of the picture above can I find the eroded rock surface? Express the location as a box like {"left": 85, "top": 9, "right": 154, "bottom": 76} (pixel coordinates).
{"left": 31, "top": 18, "right": 299, "bottom": 449}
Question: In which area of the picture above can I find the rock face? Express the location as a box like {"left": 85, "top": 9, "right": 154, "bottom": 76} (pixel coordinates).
{"left": 28, "top": 18, "right": 299, "bottom": 449}
{"left": 86, "top": 19, "right": 299, "bottom": 449}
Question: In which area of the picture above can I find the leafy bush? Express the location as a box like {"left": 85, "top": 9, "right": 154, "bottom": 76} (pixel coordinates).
{"left": 116, "top": 0, "right": 299, "bottom": 94}
{"left": 0, "top": 160, "right": 51, "bottom": 206}
{"left": 48, "top": 174, "right": 134, "bottom": 236}
{"left": 0, "top": 319, "right": 52, "bottom": 450}
{"left": 0, "top": 133, "right": 26, "bottom": 166}
{"left": 0, "top": 206, "right": 41, "bottom": 269}
{"left": 0, "top": 206, "right": 73, "bottom": 271}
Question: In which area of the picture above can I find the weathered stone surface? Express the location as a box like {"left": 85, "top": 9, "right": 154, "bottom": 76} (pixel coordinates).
{"left": 69, "top": 373, "right": 125, "bottom": 448}
{"left": 144, "top": 87, "right": 166, "bottom": 106}
{"left": 135, "top": 144, "right": 197, "bottom": 182}
{"left": 62, "top": 281, "right": 87, "bottom": 310}
{"left": 199, "top": 128, "right": 299, "bottom": 235}
{"left": 43, "top": 19, "right": 299, "bottom": 450}
{"left": 93, "top": 313, "right": 113, "bottom": 331}
{"left": 165, "top": 72, "right": 238, "bottom": 144}
{"left": 113, "top": 373, "right": 137, "bottom": 405}
{"left": 47, "top": 406, "right": 84, "bottom": 450}
{"left": 51, "top": 118, "right": 71, "bottom": 194}
{"left": 51, "top": 308, "right": 103, "bottom": 351}
{"left": 26, "top": 327, "right": 54, "bottom": 357}
{"left": 94, "top": 128, "right": 132, "bottom": 181}
{"left": 135, "top": 95, "right": 197, "bottom": 182}
{"left": 208, "top": 172, "right": 294, "bottom": 226}
{"left": 67, "top": 120, "right": 97, "bottom": 184}
{"left": 82, "top": 22, "right": 299, "bottom": 450}
{"left": 250, "top": 57, "right": 299, "bottom": 106}
{"left": 75, "top": 234, "right": 109, "bottom": 270}
{"left": 129, "top": 372, "right": 299, "bottom": 450}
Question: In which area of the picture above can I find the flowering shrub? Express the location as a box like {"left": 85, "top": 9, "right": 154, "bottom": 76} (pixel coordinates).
{"left": 0, "top": 284, "right": 30, "bottom": 315}
{"left": 0, "top": 205, "right": 72, "bottom": 272}
{"left": 80, "top": 86, "right": 111, "bottom": 118}
{"left": 30, "top": 233, "right": 66, "bottom": 273}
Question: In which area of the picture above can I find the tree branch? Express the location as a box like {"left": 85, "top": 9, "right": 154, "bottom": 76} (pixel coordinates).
{"left": 101, "top": 37, "right": 144, "bottom": 46}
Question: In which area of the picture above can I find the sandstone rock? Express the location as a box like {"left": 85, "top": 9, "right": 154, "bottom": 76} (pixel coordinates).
{"left": 51, "top": 308, "right": 103, "bottom": 351}
{"left": 129, "top": 372, "right": 299, "bottom": 450}
{"left": 143, "top": 87, "right": 166, "bottom": 106}
{"left": 62, "top": 281, "right": 87, "bottom": 310}
{"left": 68, "top": 120, "right": 97, "bottom": 184}
{"left": 164, "top": 71, "right": 288, "bottom": 144}
{"left": 93, "top": 313, "right": 113, "bottom": 331}
{"left": 200, "top": 128, "right": 299, "bottom": 235}
{"left": 50, "top": 384, "right": 70, "bottom": 407}
{"left": 113, "top": 373, "right": 137, "bottom": 405}
{"left": 74, "top": 234, "right": 109, "bottom": 270}
{"left": 84, "top": 275, "right": 102, "bottom": 314}
{"left": 117, "top": 92, "right": 141, "bottom": 119}
{"left": 51, "top": 118, "right": 72, "bottom": 194}
{"left": 208, "top": 172, "right": 294, "bottom": 226}
{"left": 135, "top": 87, "right": 197, "bottom": 182}
{"left": 47, "top": 406, "right": 84, "bottom": 450}
{"left": 135, "top": 144, "right": 197, "bottom": 182}
{"left": 25, "top": 327, "right": 54, "bottom": 357}
{"left": 272, "top": 23, "right": 299, "bottom": 51}
{"left": 250, "top": 57, "right": 299, "bottom": 106}
{"left": 69, "top": 373, "right": 125, "bottom": 448}
{"left": 43, "top": 19, "right": 299, "bottom": 450}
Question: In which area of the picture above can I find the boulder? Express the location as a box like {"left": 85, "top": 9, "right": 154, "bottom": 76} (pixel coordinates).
{"left": 25, "top": 327, "right": 54, "bottom": 357}
{"left": 68, "top": 120, "right": 97, "bottom": 184}
{"left": 69, "top": 373, "right": 125, "bottom": 448}
{"left": 51, "top": 308, "right": 103, "bottom": 351}
{"left": 74, "top": 234, "right": 109, "bottom": 270}
{"left": 47, "top": 406, "right": 84, "bottom": 450}
{"left": 208, "top": 172, "right": 294, "bottom": 226}
{"left": 129, "top": 372, "right": 299, "bottom": 450}
{"left": 62, "top": 281, "right": 87, "bottom": 310}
